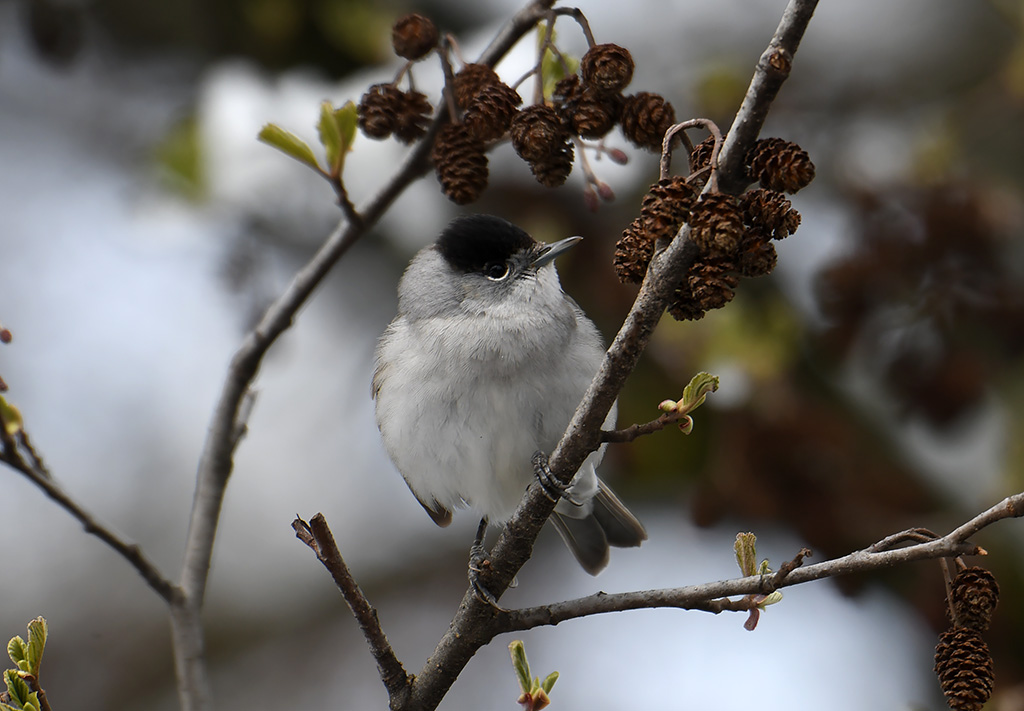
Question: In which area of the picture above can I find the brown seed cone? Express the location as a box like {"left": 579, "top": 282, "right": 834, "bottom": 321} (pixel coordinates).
{"left": 639, "top": 175, "right": 699, "bottom": 244}
{"left": 393, "top": 90, "right": 433, "bottom": 144}
{"left": 950, "top": 567, "right": 1000, "bottom": 632}
{"left": 668, "top": 257, "right": 739, "bottom": 321}
{"left": 453, "top": 63, "right": 501, "bottom": 110}
{"left": 620, "top": 92, "right": 676, "bottom": 152}
{"left": 690, "top": 135, "right": 717, "bottom": 172}
{"left": 358, "top": 83, "right": 404, "bottom": 139}
{"left": 580, "top": 43, "right": 635, "bottom": 94}
{"left": 571, "top": 89, "right": 622, "bottom": 139}
{"left": 746, "top": 137, "right": 816, "bottom": 193}
{"left": 528, "top": 139, "right": 574, "bottom": 187}
{"left": 552, "top": 75, "right": 581, "bottom": 106}
{"left": 934, "top": 628, "right": 995, "bottom": 711}
{"left": 391, "top": 13, "right": 438, "bottom": 61}
{"left": 432, "top": 123, "right": 488, "bottom": 204}
{"left": 737, "top": 229, "right": 778, "bottom": 277}
{"left": 462, "top": 82, "right": 522, "bottom": 142}
{"left": 741, "top": 188, "right": 801, "bottom": 239}
{"left": 510, "top": 104, "right": 569, "bottom": 163}
{"left": 613, "top": 217, "right": 653, "bottom": 284}
{"left": 690, "top": 193, "right": 744, "bottom": 257}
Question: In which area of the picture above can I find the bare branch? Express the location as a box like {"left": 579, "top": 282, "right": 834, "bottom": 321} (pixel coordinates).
{"left": 0, "top": 421, "right": 179, "bottom": 604}
{"left": 294, "top": 515, "right": 410, "bottom": 702}
{"left": 716, "top": 0, "right": 820, "bottom": 194}
{"left": 494, "top": 493, "right": 1021, "bottom": 634}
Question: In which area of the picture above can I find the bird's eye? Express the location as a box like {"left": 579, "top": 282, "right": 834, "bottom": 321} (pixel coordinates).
{"left": 485, "top": 263, "right": 509, "bottom": 280}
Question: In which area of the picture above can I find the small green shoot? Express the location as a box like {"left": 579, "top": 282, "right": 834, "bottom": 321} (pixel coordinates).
{"left": 509, "top": 640, "right": 559, "bottom": 711}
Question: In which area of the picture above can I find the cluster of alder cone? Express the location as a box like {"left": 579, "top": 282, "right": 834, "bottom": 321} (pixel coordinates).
{"left": 358, "top": 12, "right": 678, "bottom": 201}
{"left": 356, "top": 11, "right": 816, "bottom": 322}
{"left": 934, "top": 566, "right": 1000, "bottom": 711}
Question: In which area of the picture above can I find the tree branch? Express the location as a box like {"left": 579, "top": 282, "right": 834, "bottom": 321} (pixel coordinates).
{"left": 168, "top": 2, "right": 561, "bottom": 709}
{"left": 716, "top": 0, "right": 820, "bottom": 194}
{"left": 404, "top": 2, "right": 822, "bottom": 709}
{"left": 0, "top": 420, "right": 179, "bottom": 605}
{"left": 294, "top": 515, "right": 410, "bottom": 703}
{"left": 497, "top": 493, "right": 1023, "bottom": 632}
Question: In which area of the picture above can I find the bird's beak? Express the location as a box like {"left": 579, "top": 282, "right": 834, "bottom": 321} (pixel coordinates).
{"left": 531, "top": 236, "right": 582, "bottom": 268}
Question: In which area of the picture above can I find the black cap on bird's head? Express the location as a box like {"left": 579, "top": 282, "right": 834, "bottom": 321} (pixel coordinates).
{"left": 436, "top": 214, "right": 581, "bottom": 278}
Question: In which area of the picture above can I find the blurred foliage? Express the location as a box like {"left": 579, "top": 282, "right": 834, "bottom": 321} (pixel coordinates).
{"left": 153, "top": 115, "right": 206, "bottom": 200}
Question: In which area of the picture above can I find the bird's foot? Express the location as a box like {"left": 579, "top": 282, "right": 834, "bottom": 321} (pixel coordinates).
{"left": 532, "top": 451, "right": 584, "bottom": 507}
{"left": 468, "top": 518, "right": 506, "bottom": 611}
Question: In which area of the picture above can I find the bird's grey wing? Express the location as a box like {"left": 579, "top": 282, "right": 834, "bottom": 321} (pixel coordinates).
{"left": 551, "top": 512, "right": 609, "bottom": 575}
{"left": 592, "top": 479, "right": 647, "bottom": 547}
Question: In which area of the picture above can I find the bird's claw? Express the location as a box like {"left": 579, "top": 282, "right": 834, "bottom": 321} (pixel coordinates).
{"left": 532, "top": 451, "right": 584, "bottom": 506}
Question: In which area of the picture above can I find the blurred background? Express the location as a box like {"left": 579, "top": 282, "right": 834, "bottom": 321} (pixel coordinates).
{"left": 1, "top": 0, "right": 1023, "bottom": 708}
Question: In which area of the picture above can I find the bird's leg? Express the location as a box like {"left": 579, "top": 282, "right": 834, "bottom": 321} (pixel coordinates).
{"left": 532, "top": 451, "right": 585, "bottom": 506}
{"left": 468, "top": 518, "right": 506, "bottom": 610}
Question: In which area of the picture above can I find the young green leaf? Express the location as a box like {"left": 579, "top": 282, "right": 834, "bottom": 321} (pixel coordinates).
{"left": 680, "top": 372, "right": 719, "bottom": 412}
{"left": 508, "top": 640, "right": 532, "bottom": 694}
{"left": 258, "top": 124, "right": 321, "bottom": 172}
{"left": 7, "top": 637, "right": 27, "bottom": 671}
{"left": 541, "top": 670, "right": 559, "bottom": 694}
{"left": 318, "top": 102, "right": 343, "bottom": 174}
{"left": 317, "top": 101, "right": 359, "bottom": 176}
{"left": 734, "top": 532, "right": 758, "bottom": 578}
{"left": 25, "top": 618, "right": 46, "bottom": 677}
{"left": 334, "top": 101, "right": 358, "bottom": 155}
{"left": 3, "top": 670, "right": 33, "bottom": 706}
{"left": 0, "top": 396, "right": 22, "bottom": 435}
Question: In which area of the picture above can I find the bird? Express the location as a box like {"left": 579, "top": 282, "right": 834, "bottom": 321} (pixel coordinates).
{"left": 372, "top": 214, "right": 646, "bottom": 575}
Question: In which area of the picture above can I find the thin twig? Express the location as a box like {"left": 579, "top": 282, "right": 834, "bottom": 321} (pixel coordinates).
{"left": 659, "top": 118, "right": 721, "bottom": 182}
{"left": 294, "top": 515, "right": 410, "bottom": 702}
{"left": 553, "top": 6, "right": 596, "bottom": 47}
{"left": 599, "top": 409, "right": 689, "bottom": 443}
{"left": 0, "top": 419, "right": 179, "bottom": 604}
{"left": 495, "top": 494, "right": 1021, "bottom": 633}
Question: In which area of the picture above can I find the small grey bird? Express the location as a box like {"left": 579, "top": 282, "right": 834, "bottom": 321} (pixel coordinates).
{"left": 372, "top": 214, "right": 646, "bottom": 575}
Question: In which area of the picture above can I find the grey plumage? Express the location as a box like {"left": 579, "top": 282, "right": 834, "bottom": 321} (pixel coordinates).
{"left": 372, "top": 214, "right": 646, "bottom": 574}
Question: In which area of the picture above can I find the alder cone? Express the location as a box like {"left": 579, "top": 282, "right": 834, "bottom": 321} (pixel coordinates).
{"left": 639, "top": 175, "right": 698, "bottom": 244}
{"left": 690, "top": 135, "right": 716, "bottom": 171}
{"left": 620, "top": 92, "right": 676, "bottom": 151}
{"left": 391, "top": 13, "right": 438, "bottom": 61}
{"left": 934, "top": 628, "right": 994, "bottom": 711}
{"left": 571, "top": 89, "right": 622, "bottom": 139}
{"left": 613, "top": 217, "right": 653, "bottom": 284}
{"left": 737, "top": 230, "right": 777, "bottom": 277}
{"left": 510, "top": 104, "right": 568, "bottom": 163}
{"left": 690, "top": 193, "right": 744, "bottom": 257}
{"left": 741, "top": 188, "right": 801, "bottom": 239}
{"left": 358, "top": 83, "right": 404, "bottom": 139}
{"left": 432, "top": 123, "right": 488, "bottom": 204}
{"left": 453, "top": 63, "right": 501, "bottom": 109}
{"left": 463, "top": 82, "right": 522, "bottom": 142}
{"left": 528, "top": 141, "right": 574, "bottom": 187}
{"left": 552, "top": 75, "right": 581, "bottom": 107}
{"left": 668, "top": 257, "right": 739, "bottom": 321}
{"left": 950, "top": 567, "right": 1000, "bottom": 632}
{"left": 393, "top": 90, "right": 433, "bottom": 144}
{"left": 580, "top": 43, "right": 635, "bottom": 93}
{"left": 746, "top": 137, "right": 816, "bottom": 193}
